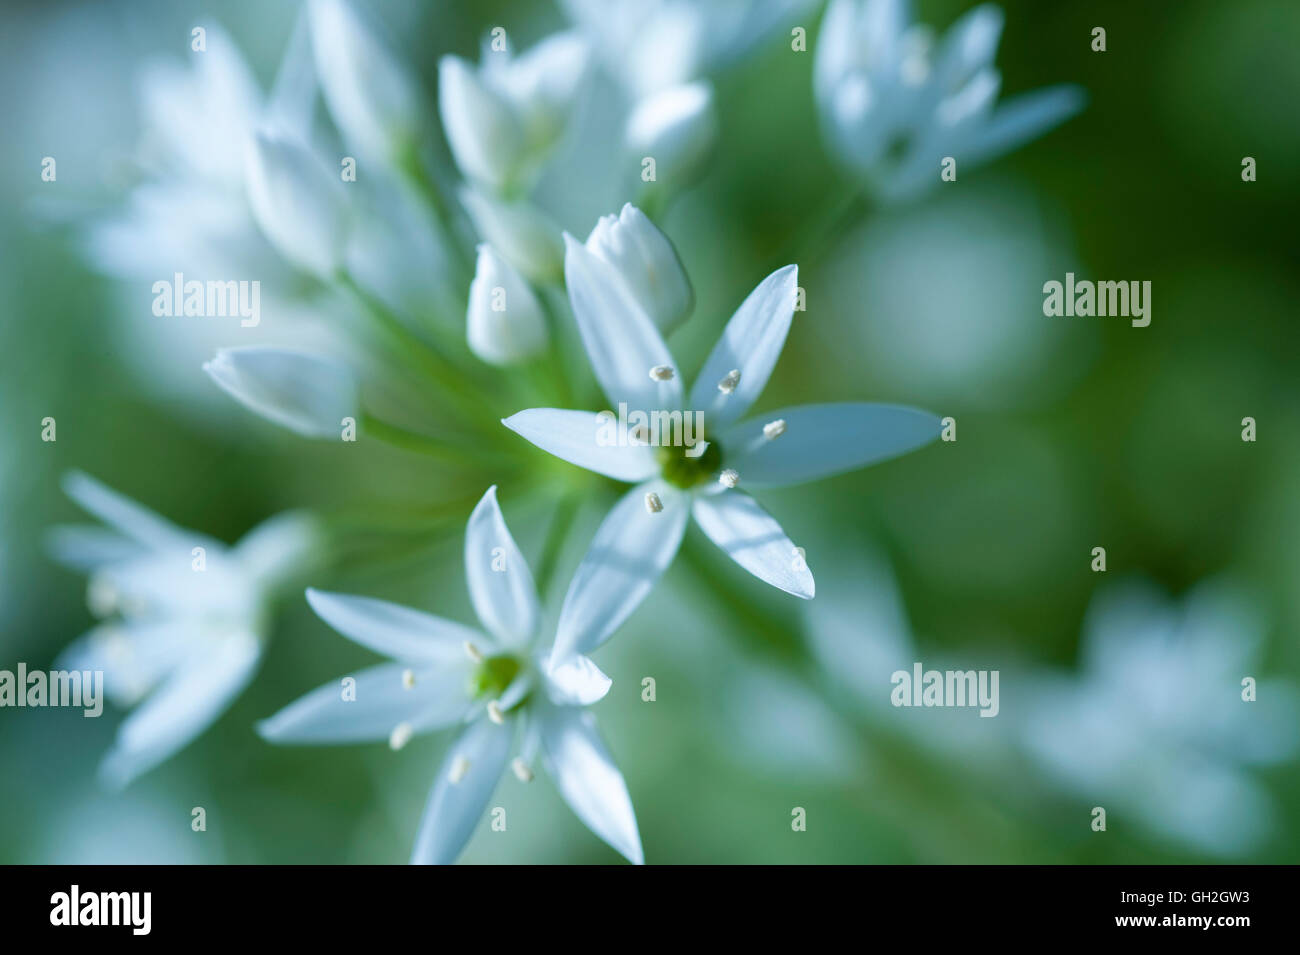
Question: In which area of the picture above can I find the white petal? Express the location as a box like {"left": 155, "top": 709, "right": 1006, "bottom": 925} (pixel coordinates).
{"left": 464, "top": 486, "right": 540, "bottom": 646}
{"left": 204, "top": 346, "right": 358, "bottom": 438}
{"left": 965, "top": 85, "right": 1085, "bottom": 166}
{"left": 553, "top": 480, "right": 688, "bottom": 661}
{"left": 57, "top": 619, "right": 194, "bottom": 708}
{"left": 691, "top": 492, "right": 814, "bottom": 598}
{"left": 306, "top": 588, "right": 489, "bottom": 663}
{"left": 232, "top": 510, "right": 323, "bottom": 587}
{"left": 723, "top": 403, "right": 941, "bottom": 488}
{"left": 688, "top": 265, "right": 798, "bottom": 427}
{"left": 308, "top": 0, "right": 422, "bottom": 158}
{"left": 244, "top": 130, "right": 350, "bottom": 277}
{"left": 47, "top": 525, "right": 145, "bottom": 571}
{"left": 438, "top": 55, "right": 527, "bottom": 192}
{"left": 624, "top": 81, "right": 717, "bottom": 189}
{"left": 266, "top": 6, "right": 318, "bottom": 136}
{"left": 538, "top": 704, "right": 643, "bottom": 864}
{"left": 410, "top": 718, "right": 513, "bottom": 864}
{"left": 544, "top": 654, "right": 613, "bottom": 706}
{"left": 930, "top": 4, "right": 1004, "bottom": 93}
{"left": 502, "top": 408, "right": 658, "bottom": 482}
{"left": 495, "top": 30, "right": 589, "bottom": 153}
{"left": 257, "top": 662, "right": 472, "bottom": 744}
{"left": 585, "top": 203, "right": 693, "bottom": 335}
{"left": 99, "top": 630, "right": 262, "bottom": 789}
{"left": 61, "top": 471, "right": 212, "bottom": 554}
{"left": 466, "top": 245, "right": 549, "bottom": 366}
{"left": 563, "top": 233, "right": 682, "bottom": 411}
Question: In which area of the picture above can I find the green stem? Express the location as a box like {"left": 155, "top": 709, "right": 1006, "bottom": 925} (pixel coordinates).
{"left": 394, "top": 141, "right": 475, "bottom": 288}
{"left": 762, "top": 187, "right": 865, "bottom": 278}
{"left": 360, "top": 411, "right": 473, "bottom": 464}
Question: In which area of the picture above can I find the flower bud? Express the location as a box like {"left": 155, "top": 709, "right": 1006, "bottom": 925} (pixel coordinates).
{"left": 204, "top": 346, "right": 358, "bottom": 438}
{"left": 244, "top": 131, "right": 349, "bottom": 277}
{"left": 466, "top": 245, "right": 548, "bottom": 365}
{"left": 625, "top": 81, "right": 717, "bottom": 190}
{"left": 459, "top": 186, "right": 563, "bottom": 282}
{"left": 438, "top": 55, "right": 528, "bottom": 193}
{"left": 584, "top": 203, "right": 693, "bottom": 334}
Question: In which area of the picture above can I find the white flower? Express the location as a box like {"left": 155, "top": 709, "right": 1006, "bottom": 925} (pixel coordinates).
{"left": 1019, "top": 578, "right": 1300, "bottom": 856}
{"left": 625, "top": 81, "right": 717, "bottom": 189}
{"left": 466, "top": 245, "right": 549, "bottom": 366}
{"left": 49, "top": 472, "right": 320, "bottom": 789}
{"left": 308, "top": 0, "right": 422, "bottom": 161}
{"left": 244, "top": 130, "right": 351, "bottom": 277}
{"left": 459, "top": 186, "right": 563, "bottom": 282}
{"left": 813, "top": 0, "right": 1084, "bottom": 201}
{"left": 438, "top": 32, "right": 588, "bottom": 194}
{"left": 585, "top": 203, "right": 693, "bottom": 335}
{"left": 258, "top": 487, "right": 643, "bottom": 865}
{"left": 503, "top": 225, "right": 942, "bottom": 665}
{"left": 203, "top": 346, "right": 358, "bottom": 438}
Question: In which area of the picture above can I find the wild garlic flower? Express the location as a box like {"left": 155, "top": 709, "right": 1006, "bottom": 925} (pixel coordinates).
{"left": 438, "top": 32, "right": 589, "bottom": 195}
{"left": 583, "top": 203, "right": 693, "bottom": 335}
{"left": 504, "top": 208, "right": 941, "bottom": 665}
{"left": 258, "top": 487, "right": 642, "bottom": 865}
{"left": 465, "top": 245, "right": 550, "bottom": 366}
{"left": 814, "top": 0, "right": 1084, "bottom": 201}
{"left": 203, "top": 345, "right": 358, "bottom": 438}
{"left": 49, "top": 472, "right": 320, "bottom": 788}
{"left": 1020, "top": 578, "right": 1300, "bottom": 856}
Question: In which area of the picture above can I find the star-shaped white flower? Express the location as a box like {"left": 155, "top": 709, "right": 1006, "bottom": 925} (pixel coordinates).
{"left": 49, "top": 472, "right": 319, "bottom": 788}
{"left": 504, "top": 209, "right": 941, "bottom": 666}
{"left": 814, "top": 0, "right": 1084, "bottom": 201}
{"left": 258, "top": 487, "right": 643, "bottom": 865}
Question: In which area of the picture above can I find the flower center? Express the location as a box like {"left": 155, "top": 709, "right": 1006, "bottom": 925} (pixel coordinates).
{"left": 657, "top": 438, "right": 722, "bottom": 489}
{"left": 469, "top": 654, "right": 522, "bottom": 699}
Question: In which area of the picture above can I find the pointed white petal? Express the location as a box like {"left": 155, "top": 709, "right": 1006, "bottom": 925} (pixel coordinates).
{"left": 691, "top": 492, "right": 814, "bottom": 598}
{"left": 502, "top": 408, "right": 658, "bottom": 482}
{"left": 624, "top": 82, "right": 717, "bottom": 189}
{"left": 232, "top": 510, "right": 323, "bottom": 587}
{"left": 99, "top": 630, "right": 262, "bottom": 789}
{"left": 723, "top": 403, "right": 941, "bottom": 488}
{"left": 539, "top": 704, "right": 643, "bottom": 864}
{"left": 464, "top": 486, "right": 540, "bottom": 646}
{"left": 466, "top": 245, "right": 549, "bottom": 366}
{"left": 553, "top": 481, "right": 688, "bottom": 661}
{"left": 584, "top": 203, "right": 693, "bottom": 335}
{"left": 257, "top": 662, "right": 472, "bottom": 744}
{"left": 204, "top": 346, "right": 358, "bottom": 438}
{"left": 306, "top": 588, "right": 489, "bottom": 663}
{"left": 459, "top": 186, "right": 563, "bottom": 282}
{"left": 965, "top": 85, "right": 1085, "bottom": 165}
{"left": 244, "top": 130, "right": 349, "bottom": 277}
{"left": 56, "top": 619, "right": 194, "bottom": 708}
{"left": 47, "top": 525, "right": 145, "bottom": 571}
{"left": 563, "top": 233, "right": 682, "bottom": 411}
{"left": 688, "top": 265, "right": 798, "bottom": 426}
{"left": 410, "top": 718, "right": 512, "bottom": 864}
{"left": 61, "top": 471, "right": 213, "bottom": 554}
{"left": 438, "top": 55, "right": 527, "bottom": 192}
{"left": 544, "top": 654, "right": 612, "bottom": 706}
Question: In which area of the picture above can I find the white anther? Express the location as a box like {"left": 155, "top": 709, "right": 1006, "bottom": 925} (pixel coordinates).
{"left": 389, "top": 722, "right": 414, "bottom": 751}
{"left": 463, "top": 640, "right": 484, "bottom": 663}
{"left": 717, "top": 369, "right": 741, "bottom": 394}
{"left": 487, "top": 701, "right": 505, "bottom": 724}
{"left": 512, "top": 758, "right": 534, "bottom": 783}
{"left": 449, "top": 755, "right": 471, "bottom": 784}
{"left": 762, "top": 419, "right": 787, "bottom": 440}
{"left": 644, "top": 491, "right": 664, "bottom": 514}
{"left": 718, "top": 468, "right": 739, "bottom": 489}
{"left": 649, "top": 364, "right": 675, "bottom": 381}
{"left": 401, "top": 669, "right": 415, "bottom": 689}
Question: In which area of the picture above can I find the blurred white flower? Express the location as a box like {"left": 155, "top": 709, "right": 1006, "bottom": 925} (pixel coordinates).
{"left": 505, "top": 219, "right": 941, "bottom": 664}
{"left": 1019, "top": 578, "right": 1300, "bottom": 856}
{"left": 49, "top": 472, "right": 321, "bottom": 789}
{"left": 308, "top": 0, "right": 423, "bottom": 162}
{"left": 244, "top": 130, "right": 351, "bottom": 278}
{"left": 204, "top": 346, "right": 358, "bottom": 438}
{"left": 466, "top": 245, "right": 549, "bottom": 366}
{"left": 625, "top": 82, "right": 718, "bottom": 192}
{"left": 813, "top": 0, "right": 1084, "bottom": 201}
{"left": 585, "top": 203, "right": 693, "bottom": 335}
{"left": 259, "top": 487, "right": 643, "bottom": 864}
{"left": 459, "top": 186, "right": 563, "bottom": 282}
{"left": 438, "top": 32, "right": 589, "bottom": 194}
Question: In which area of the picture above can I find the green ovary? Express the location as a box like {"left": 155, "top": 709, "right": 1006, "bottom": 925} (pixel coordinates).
{"left": 657, "top": 438, "right": 722, "bottom": 489}
{"left": 469, "top": 654, "right": 522, "bottom": 699}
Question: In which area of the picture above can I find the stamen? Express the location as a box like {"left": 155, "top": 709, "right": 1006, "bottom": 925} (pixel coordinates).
{"left": 463, "top": 640, "right": 484, "bottom": 663}
{"left": 449, "top": 755, "right": 471, "bottom": 784}
{"left": 87, "top": 576, "right": 119, "bottom": 618}
{"left": 762, "top": 419, "right": 787, "bottom": 440}
{"left": 718, "top": 468, "right": 739, "bottom": 489}
{"left": 717, "top": 369, "right": 741, "bottom": 394}
{"left": 487, "top": 700, "right": 505, "bottom": 724}
{"left": 401, "top": 669, "right": 415, "bottom": 690}
{"left": 511, "top": 758, "right": 534, "bottom": 783}
{"left": 648, "top": 364, "right": 675, "bottom": 381}
{"left": 388, "top": 722, "right": 413, "bottom": 751}
{"left": 644, "top": 491, "right": 664, "bottom": 514}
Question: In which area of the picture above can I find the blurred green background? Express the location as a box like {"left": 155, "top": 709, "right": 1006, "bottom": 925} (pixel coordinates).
{"left": 1, "top": 0, "right": 1298, "bottom": 863}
